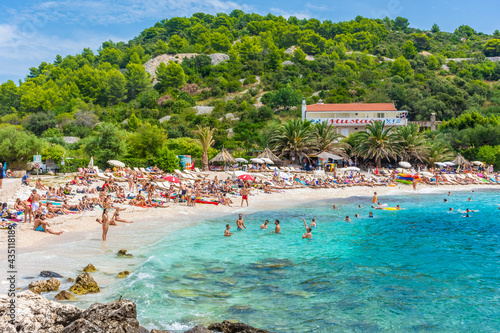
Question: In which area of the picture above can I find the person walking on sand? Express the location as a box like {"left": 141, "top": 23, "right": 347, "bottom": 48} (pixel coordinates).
{"left": 236, "top": 214, "right": 246, "bottom": 230}
{"left": 224, "top": 224, "right": 234, "bottom": 237}
{"left": 240, "top": 186, "right": 249, "bottom": 207}
{"left": 412, "top": 179, "right": 417, "bottom": 191}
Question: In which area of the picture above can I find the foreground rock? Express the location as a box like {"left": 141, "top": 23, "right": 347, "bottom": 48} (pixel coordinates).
{"left": 0, "top": 292, "right": 273, "bottom": 333}
{"left": 28, "top": 277, "right": 60, "bottom": 294}
{"left": 208, "top": 321, "right": 273, "bottom": 333}
{"left": 0, "top": 290, "right": 82, "bottom": 332}
{"left": 62, "top": 299, "right": 143, "bottom": 333}
{"left": 184, "top": 326, "right": 211, "bottom": 333}
{"left": 69, "top": 272, "right": 100, "bottom": 295}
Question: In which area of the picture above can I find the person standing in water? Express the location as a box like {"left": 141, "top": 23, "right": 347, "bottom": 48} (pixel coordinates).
{"left": 224, "top": 224, "right": 234, "bottom": 237}
{"left": 310, "top": 218, "right": 316, "bottom": 227}
{"left": 302, "top": 218, "right": 312, "bottom": 239}
{"left": 260, "top": 220, "right": 269, "bottom": 229}
{"left": 372, "top": 192, "right": 378, "bottom": 204}
{"left": 271, "top": 220, "right": 281, "bottom": 234}
{"left": 236, "top": 214, "right": 246, "bottom": 230}
{"left": 99, "top": 209, "right": 110, "bottom": 241}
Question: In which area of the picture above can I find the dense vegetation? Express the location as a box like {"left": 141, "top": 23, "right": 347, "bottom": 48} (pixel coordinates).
{"left": 0, "top": 11, "right": 499, "bottom": 170}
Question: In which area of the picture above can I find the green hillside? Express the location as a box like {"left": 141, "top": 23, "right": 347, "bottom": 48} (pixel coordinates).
{"left": 1, "top": 11, "right": 500, "bottom": 169}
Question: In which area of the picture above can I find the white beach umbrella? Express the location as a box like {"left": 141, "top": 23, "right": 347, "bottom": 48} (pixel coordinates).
{"left": 399, "top": 161, "right": 411, "bottom": 168}
{"left": 108, "top": 160, "right": 125, "bottom": 168}
{"left": 235, "top": 158, "right": 248, "bottom": 163}
{"left": 250, "top": 158, "right": 265, "bottom": 164}
{"left": 435, "top": 162, "right": 446, "bottom": 166}
{"left": 443, "top": 162, "right": 455, "bottom": 166}
{"left": 345, "top": 167, "right": 360, "bottom": 171}
{"left": 261, "top": 157, "right": 274, "bottom": 164}
{"left": 472, "top": 161, "right": 483, "bottom": 166}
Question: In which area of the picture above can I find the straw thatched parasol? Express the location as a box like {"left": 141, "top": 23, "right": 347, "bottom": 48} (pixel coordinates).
{"left": 452, "top": 153, "right": 470, "bottom": 166}
{"left": 258, "top": 147, "right": 280, "bottom": 162}
{"left": 209, "top": 148, "right": 235, "bottom": 164}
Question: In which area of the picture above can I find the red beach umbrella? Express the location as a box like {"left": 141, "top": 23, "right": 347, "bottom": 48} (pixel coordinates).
{"left": 238, "top": 174, "right": 255, "bottom": 181}
{"left": 164, "top": 176, "right": 180, "bottom": 183}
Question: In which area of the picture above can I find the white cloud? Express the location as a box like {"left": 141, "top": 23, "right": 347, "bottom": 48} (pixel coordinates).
{"left": 0, "top": 23, "right": 128, "bottom": 81}
{"left": 269, "top": 7, "right": 311, "bottom": 20}
{"left": 12, "top": 0, "right": 253, "bottom": 26}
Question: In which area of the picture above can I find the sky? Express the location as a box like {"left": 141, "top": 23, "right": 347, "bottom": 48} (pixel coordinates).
{"left": 0, "top": 0, "right": 499, "bottom": 84}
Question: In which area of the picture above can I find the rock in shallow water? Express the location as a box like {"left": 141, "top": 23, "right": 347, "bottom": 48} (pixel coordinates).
{"left": 83, "top": 264, "right": 97, "bottom": 272}
{"left": 55, "top": 290, "right": 77, "bottom": 301}
{"left": 117, "top": 271, "right": 132, "bottom": 278}
{"left": 118, "top": 249, "right": 133, "bottom": 258}
{"left": 40, "top": 270, "right": 63, "bottom": 278}
{"left": 28, "top": 277, "right": 60, "bottom": 294}
{"left": 184, "top": 273, "right": 207, "bottom": 280}
{"left": 69, "top": 272, "right": 100, "bottom": 295}
{"left": 208, "top": 320, "right": 273, "bottom": 333}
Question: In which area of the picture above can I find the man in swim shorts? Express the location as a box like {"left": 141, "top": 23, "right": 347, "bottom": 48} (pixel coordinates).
{"left": 240, "top": 186, "right": 249, "bottom": 207}
{"left": 33, "top": 217, "right": 63, "bottom": 235}
{"left": 236, "top": 214, "right": 246, "bottom": 230}
{"left": 30, "top": 189, "right": 41, "bottom": 215}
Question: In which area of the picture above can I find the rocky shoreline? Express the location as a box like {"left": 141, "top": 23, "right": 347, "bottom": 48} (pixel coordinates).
{"left": 0, "top": 291, "right": 272, "bottom": 333}
{"left": 0, "top": 256, "right": 273, "bottom": 333}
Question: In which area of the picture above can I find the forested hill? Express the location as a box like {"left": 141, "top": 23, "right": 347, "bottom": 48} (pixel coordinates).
{"left": 1, "top": 11, "right": 500, "bottom": 169}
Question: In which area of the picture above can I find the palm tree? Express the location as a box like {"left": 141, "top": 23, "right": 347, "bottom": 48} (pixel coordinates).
{"left": 424, "top": 143, "right": 454, "bottom": 167}
{"left": 313, "top": 121, "right": 349, "bottom": 156}
{"left": 352, "top": 120, "right": 399, "bottom": 168}
{"left": 192, "top": 125, "right": 216, "bottom": 171}
{"left": 394, "top": 124, "right": 429, "bottom": 163}
{"left": 270, "top": 119, "right": 313, "bottom": 161}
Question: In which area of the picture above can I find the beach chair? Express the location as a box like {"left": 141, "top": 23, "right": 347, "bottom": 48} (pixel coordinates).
{"left": 194, "top": 167, "right": 209, "bottom": 178}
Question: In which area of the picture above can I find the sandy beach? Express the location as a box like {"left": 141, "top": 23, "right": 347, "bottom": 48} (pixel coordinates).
{"left": 1, "top": 174, "right": 497, "bottom": 254}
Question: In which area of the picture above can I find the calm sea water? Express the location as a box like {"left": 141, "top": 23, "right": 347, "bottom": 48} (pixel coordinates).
{"left": 108, "top": 189, "right": 500, "bottom": 332}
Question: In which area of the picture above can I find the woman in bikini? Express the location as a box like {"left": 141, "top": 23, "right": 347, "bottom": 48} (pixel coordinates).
{"left": 15, "top": 198, "right": 32, "bottom": 223}
{"left": 99, "top": 209, "right": 109, "bottom": 241}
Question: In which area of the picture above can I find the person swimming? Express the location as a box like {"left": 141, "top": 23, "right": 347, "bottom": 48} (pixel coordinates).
{"left": 355, "top": 214, "right": 359, "bottom": 218}
{"left": 443, "top": 198, "right": 448, "bottom": 202}
{"left": 301, "top": 218, "right": 312, "bottom": 239}
{"left": 369, "top": 212, "right": 374, "bottom": 218}
{"left": 224, "top": 224, "right": 234, "bottom": 237}
{"left": 310, "top": 218, "right": 316, "bottom": 227}
{"left": 344, "top": 216, "right": 351, "bottom": 222}
{"left": 449, "top": 207, "right": 454, "bottom": 211}
{"left": 260, "top": 220, "right": 269, "bottom": 229}
{"left": 332, "top": 205, "right": 339, "bottom": 210}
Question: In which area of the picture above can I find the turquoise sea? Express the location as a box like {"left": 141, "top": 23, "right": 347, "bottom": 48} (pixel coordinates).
{"left": 103, "top": 190, "right": 500, "bottom": 331}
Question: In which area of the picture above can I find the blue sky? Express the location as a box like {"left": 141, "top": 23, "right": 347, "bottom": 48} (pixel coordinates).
{"left": 0, "top": 0, "right": 498, "bottom": 83}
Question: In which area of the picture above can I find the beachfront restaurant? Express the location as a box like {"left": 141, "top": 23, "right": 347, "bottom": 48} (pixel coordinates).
{"left": 302, "top": 100, "right": 408, "bottom": 136}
